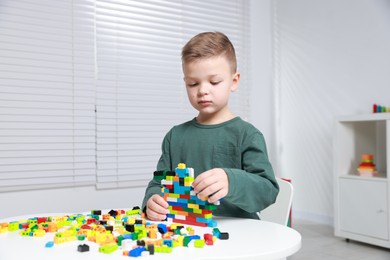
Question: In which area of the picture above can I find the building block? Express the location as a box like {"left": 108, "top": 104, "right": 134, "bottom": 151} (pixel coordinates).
{"left": 157, "top": 223, "right": 167, "bottom": 234}
{"left": 99, "top": 243, "right": 118, "bottom": 254}
{"left": 45, "top": 241, "right": 54, "bottom": 248}
{"left": 219, "top": 232, "right": 229, "bottom": 240}
{"left": 147, "top": 244, "right": 155, "bottom": 255}
{"left": 129, "top": 246, "right": 146, "bottom": 257}
{"left": 183, "top": 235, "right": 200, "bottom": 247}
{"left": 194, "top": 239, "right": 205, "bottom": 248}
{"left": 154, "top": 246, "right": 172, "bottom": 253}
{"left": 204, "top": 233, "right": 214, "bottom": 245}
{"left": 155, "top": 163, "right": 219, "bottom": 227}
{"left": 77, "top": 244, "right": 89, "bottom": 252}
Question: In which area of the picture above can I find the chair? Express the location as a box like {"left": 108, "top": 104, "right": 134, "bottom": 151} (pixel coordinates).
{"left": 259, "top": 178, "right": 293, "bottom": 226}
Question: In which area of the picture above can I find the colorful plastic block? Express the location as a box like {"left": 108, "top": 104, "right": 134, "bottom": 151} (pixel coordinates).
{"left": 156, "top": 163, "right": 219, "bottom": 227}
{"left": 77, "top": 244, "right": 89, "bottom": 252}
{"left": 45, "top": 241, "right": 54, "bottom": 248}
{"left": 99, "top": 243, "right": 118, "bottom": 254}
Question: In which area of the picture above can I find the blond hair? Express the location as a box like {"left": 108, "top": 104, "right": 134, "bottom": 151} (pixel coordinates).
{"left": 181, "top": 32, "right": 237, "bottom": 73}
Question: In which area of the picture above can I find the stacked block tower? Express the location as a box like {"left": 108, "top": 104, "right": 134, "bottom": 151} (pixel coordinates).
{"left": 357, "top": 154, "right": 378, "bottom": 177}
{"left": 153, "top": 163, "right": 218, "bottom": 227}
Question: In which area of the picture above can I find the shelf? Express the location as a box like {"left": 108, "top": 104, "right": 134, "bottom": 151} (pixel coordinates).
{"left": 335, "top": 119, "right": 387, "bottom": 178}
{"left": 339, "top": 175, "right": 387, "bottom": 182}
{"left": 338, "top": 113, "right": 390, "bottom": 122}
{"left": 334, "top": 113, "right": 390, "bottom": 248}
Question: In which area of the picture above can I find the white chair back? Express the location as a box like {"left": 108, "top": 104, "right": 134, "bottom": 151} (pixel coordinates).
{"left": 259, "top": 178, "right": 293, "bottom": 226}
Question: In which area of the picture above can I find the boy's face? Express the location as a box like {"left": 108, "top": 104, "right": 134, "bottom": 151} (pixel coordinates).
{"left": 183, "top": 56, "right": 240, "bottom": 124}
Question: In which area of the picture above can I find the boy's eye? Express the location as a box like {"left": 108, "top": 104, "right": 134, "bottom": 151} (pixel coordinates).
{"left": 187, "top": 83, "right": 198, "bottom": 87}
{"left": 211, "top": 81, "right": 221, "bottom": 85}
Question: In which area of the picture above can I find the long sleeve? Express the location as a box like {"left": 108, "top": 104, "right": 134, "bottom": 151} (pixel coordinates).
{"left": 222, "top": 131, "right": 279, "bottom": 215}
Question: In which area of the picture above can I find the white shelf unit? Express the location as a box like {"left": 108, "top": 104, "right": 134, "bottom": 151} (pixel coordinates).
{"left": 334, "top": 113, "right": 390, "bottom": 248}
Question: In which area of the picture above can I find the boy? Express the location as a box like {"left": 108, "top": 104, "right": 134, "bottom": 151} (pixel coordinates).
{"left": 142, "top": 32, "right": 279, "bottom": 220}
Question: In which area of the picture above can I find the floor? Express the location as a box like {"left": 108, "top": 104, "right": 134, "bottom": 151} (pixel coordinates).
{"left": 288, "top": 219, "right": 390, "bottom": 259}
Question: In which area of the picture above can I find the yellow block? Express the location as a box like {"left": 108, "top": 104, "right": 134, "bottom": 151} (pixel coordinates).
{"left": 176, "top": 235, "right": 184, "bottom": 246}
{"left": 193, "top": 208, "right": 202, "bottom": 214}
{"left": 33, "top": 230, "right": 46, "bottom": 237}
{"left": 177, "top": 163, "right": 186, "bottom": 169}
{"left": 188, "top": 203, "right": 199, "bottom": 209}
{"left": 204, "top": 213, "right": 212, "bottom": 219}
{"left": 168, "top": 193, "right": 180, "bottom": 198}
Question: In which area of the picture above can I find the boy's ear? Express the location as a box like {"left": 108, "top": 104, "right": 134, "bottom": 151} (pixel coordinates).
{"left": 231, "top": 72, "right": 240, "bottom": 92}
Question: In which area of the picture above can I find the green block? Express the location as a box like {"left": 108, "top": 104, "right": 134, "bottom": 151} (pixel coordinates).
{"left": 183, "top": 236, "right": 192, "bottom": 247}
{"left": 99, "top": 243, "right": 118, "bottom": 254}
{"left": 155, "top": 246, "right": 172, "bottom": 253}
{"left": 117, "top": 235, "right": 124, "bottom": 245}
{"left": 204, "top": 204, "right": 217, "bottom": 210}
{"left": 8, "top": 222, "right": 19, "bottom": 231}
{"left": 77, "top": 235, "right": 86, "bottom": 241}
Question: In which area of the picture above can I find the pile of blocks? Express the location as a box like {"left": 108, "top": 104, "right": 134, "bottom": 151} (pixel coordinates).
{"left": 0, "top": 207, "right": 229, "bottom": 257}
{"left": 154, "top": 163, "right": 218, "bottom": 227}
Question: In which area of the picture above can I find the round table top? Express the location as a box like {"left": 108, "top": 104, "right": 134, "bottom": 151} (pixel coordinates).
{"left": 0, "top": 213, "right": 301, "bottom": 260}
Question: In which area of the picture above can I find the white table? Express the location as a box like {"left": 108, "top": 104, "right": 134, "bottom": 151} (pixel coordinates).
{"left": 0, "top": 213, "right": 301, "bottom": 260}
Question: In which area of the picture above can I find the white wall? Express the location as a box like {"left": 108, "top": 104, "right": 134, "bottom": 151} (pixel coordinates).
{"left": 249, "top": 0, "right": 276, "bottom": 164}
{"left": 273, "top": 0, "right": 390, "bottom": 225}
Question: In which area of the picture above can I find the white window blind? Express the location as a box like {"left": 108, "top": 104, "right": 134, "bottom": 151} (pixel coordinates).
{"left": 0, "top": 0, "right": 251, "bottom": 191}
{"left": 95, "top": 0, "right": 251, "bottom": 189}
{"left": 0, "top": 0, "right": 96, "bottom": 191}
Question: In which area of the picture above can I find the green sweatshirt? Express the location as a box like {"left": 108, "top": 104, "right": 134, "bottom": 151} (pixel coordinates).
{"left": 141, "top": 117, "right": 279, "bottom": 219}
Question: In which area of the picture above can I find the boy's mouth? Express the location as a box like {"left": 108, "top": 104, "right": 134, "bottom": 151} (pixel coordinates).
{"left": 198, "top": 100, "right": 212, "bottom": 106}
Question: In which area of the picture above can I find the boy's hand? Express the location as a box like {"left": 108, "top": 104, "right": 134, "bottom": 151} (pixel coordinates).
{"left": 192, "top": 168, "right": 228, "bottom": 204}
{"left": 146, "top": 194, "right": 169, "bottom": 221}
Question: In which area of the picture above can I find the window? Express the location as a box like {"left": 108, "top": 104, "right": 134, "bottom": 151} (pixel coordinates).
{"left": 0, "top": 0, "right": 251, "bottom": 191}
{"left": 0, "top": 0, "right": 96, "bottom": 192}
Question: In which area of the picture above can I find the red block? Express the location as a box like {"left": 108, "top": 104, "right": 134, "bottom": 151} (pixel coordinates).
{"left": 204, "top": 233, "right": 213, "bottom": 245}
{"left": 180, "top": 194, "right": 190, "bottom": 200}
{"left": 172, "top": 206, "right": 184, "bottom": 211}
{"left": 37, "top": 217, "right": 47, "bottom": 224}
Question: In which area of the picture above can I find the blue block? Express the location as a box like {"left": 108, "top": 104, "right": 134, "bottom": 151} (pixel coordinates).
{"left": 122, "top": 234, "right": 132, "bottom": 240}
{"left": 177, "top": 198, "right": 190, "bottom": 204}
{"left": 168, "top": 201, "right": 188, "bottom": 208}
{"left": 176, "top": 168, "right": 188, "bottom": 178}
{"left": 163, "top": 239, "right": 173, "bottom": 247}
{"left": 174, "top": 183, "right": 186, "bottom": 194}
{"left": 157, "top": 223, "right": 168, "bottom": 234}
{"left": 213, "top": 228, "right": 220, "bottom": 238}
{"left": 208, "top": 220, "right": 218, "bottom": 228}
{"left": 45, "top": 241, "right": 54, "bottom": 248}
{"left": 196, "top": 217, "right": 212, "bottom": 223}
{"left": 129, "top": 247, "right": 145, "bottom": 257}
{"left": 166, "top": 213, "right": 175, "bottom": 219}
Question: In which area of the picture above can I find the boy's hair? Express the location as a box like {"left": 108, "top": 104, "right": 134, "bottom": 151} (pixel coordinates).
{"left": 181, "top": 31, "right": 237, "bottom": 73}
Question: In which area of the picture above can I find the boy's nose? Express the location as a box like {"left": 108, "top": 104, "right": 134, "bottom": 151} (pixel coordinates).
{"left": 198, "top": 83, "right": 210, "bottom": 95}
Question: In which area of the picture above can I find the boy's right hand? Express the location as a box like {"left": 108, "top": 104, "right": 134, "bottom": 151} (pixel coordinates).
{"left": 146, "top": 194, "right": 170, "bottom": 221}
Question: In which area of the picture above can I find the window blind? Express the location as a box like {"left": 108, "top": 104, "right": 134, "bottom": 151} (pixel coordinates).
{"left": 0, "top": 0, "right": 96, "bottom": 191}
{"left": 0, "top": 0, "right": 251, "bottom": 191}
{"left": 95, "top": 0, "right": 251, "bottom": 189}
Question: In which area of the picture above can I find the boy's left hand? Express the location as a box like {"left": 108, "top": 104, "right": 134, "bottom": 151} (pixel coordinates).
{"left": 192, "top": 168, "right": 228, "bottom": 204}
